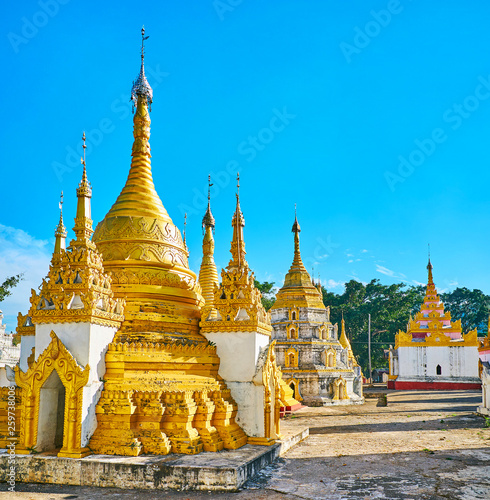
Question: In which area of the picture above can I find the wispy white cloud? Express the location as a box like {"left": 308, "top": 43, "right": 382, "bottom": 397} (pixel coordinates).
{"left": 0, "top": 225, "right": 52, "bottom": 330}
{"left": 376, "top": 264, "right": 406, "bottom": 280}
{"left": 361, "top": 249, "right": 368, "bottom": 253}
{"left": 412, "top": 280, "right": 425, "bottom": 286}
{"left": 376, "top": 265, "right": 396, "bottom": 277}
{"left": 348, "top": 259, "right": 354, "bottom": 263}
{"left": 326, "top": 279, "right": 345, "bottom": 290}
{"left": 448, "top": 280, "right": 459, "bottom": 287}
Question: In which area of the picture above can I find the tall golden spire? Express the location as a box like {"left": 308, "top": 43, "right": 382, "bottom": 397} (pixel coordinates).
{"left": 427, "top": 245, "right": 434, "bottom": 286}
{"left": 54, "top": 191, "right": 67, "bottom": 255}
{"left": 199, "top": 175, "right": 219, "bottom": 314}
{"left": 70, "top": 133, "right": 95, "bottom": 249}
{"left": 102, "top": 27, "right": 170, "bottom": 222}
{"left": 93, "top": 28, "right": 203, "bottom": 342}
{"left": 291, "top": 204, "right": 305, "bottom": 270}
{"left": 271, "top": 207, "right": 325, "bottom": 310}
{"left": 228, "top": 173, "right": 247, "bottom": 270}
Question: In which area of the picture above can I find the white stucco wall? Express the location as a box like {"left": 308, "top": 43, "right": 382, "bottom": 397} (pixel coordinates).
{"left": 0, "top": 367, "right": 14, "bottom": 387}
{"left": 33, "top": 322, "right": 117, "bottom": 448}
{"left": 202, "top": 330, "right": 271, "bottom": 437}
{"left": 81, "top": 381, "right": 104, "bottom": 447}
{"left": 227, "top": 381, "right": 265, "bottom": 436}
{"left": 397, "top": 345, "right": 479, "bottom": 381}
{"left": 19, "top": 335, "right": 36, "bottom": 373}
{"left": 35, "top": 322, "right": 116, "bottom": 382}
{"left": 203, "top": 330, "right": 270, "bottom": 382}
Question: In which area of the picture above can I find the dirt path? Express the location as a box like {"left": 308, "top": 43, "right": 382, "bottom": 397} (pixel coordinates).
{"left": 5, "top": 390, "right": 490, "bottom": 499}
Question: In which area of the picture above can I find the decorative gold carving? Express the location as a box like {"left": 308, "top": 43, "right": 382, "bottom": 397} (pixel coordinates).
{"left": 15, "top": 313, "right": 35, "bottom": 341}
{"left": 200, "top": 185, "right": 271, "bottom": 335}
{"left": 322, "top": 347, "right": 336, "bottom": 368}
{"left": 284, "top": 378, "right": 302, "bottom": 402}
{"left": 133, "top": 390, "right": 171, "bottom": 455}
{"left": 89, "top": 389, "right": 142, "bottom": 456}
{"left": 28, "top": 235, "right": 125, "bottom": 327}
{"left": 285, "top": 347, "right": 299, "bottom": 368}
{"left": 161, "top": 391, "right": 203, "bottom": 454}
{"left": 200, "top": 266, "right": 272, "bottom": 335}
{"left": 332, "top": 376, "right": 347, "bottom": 401}
{"left": 261, "top": 342, "right": 282, "bottom": 442}
{"left": 192, "top": 390, "right": 224, "bottom": 452}
{"left": 111, "top": 268, "right": 197, "bottom": 291}
{"left": 15, "top": 331, "right": 90, "bottom": 458}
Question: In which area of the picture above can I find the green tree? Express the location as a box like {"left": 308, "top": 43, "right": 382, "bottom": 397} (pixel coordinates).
{"left": 322, "top": 280, "right": 425, "bottom": 374}
{"left": 254, "top": 280, "right": 276, "bottom": 311}
{"left": 0, "top": 274, "right": 23, "bottom": 302}
{"left": 440, "top": 287, "right": 490, "bottom": 335}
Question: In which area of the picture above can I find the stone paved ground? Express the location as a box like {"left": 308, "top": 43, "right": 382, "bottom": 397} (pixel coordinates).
{"left": 4, "top": 390, "right": 490, "bottom": 499}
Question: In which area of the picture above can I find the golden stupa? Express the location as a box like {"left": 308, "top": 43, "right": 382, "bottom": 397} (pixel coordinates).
{"left": 88, "top": 29, "right": 247, "bottom": 455}
{"left": 93, "top": 36, "right": 203, "bottom": 344}
{"left": 2, "top": 28, "right": 249, "bottom": 459}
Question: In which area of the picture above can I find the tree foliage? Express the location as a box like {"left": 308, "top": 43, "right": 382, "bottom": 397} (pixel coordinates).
{"left": 322, "top": 279, "right": 425, "bottom": 374}
{"left": 254, "top": 280, "right": 276, "bottom": 311}
{"left": 440, "top": 287, "right": 489, "bottom": 335}
{"left": 322, "top": 280, "right": 490, "bottom": 375}
{"left": 0, "top": 274, "right": 23, "bottom": 303}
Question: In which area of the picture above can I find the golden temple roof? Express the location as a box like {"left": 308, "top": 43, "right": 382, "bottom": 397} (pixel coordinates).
{"left": 272, "top": 213, "right": 325, "bottom": 310}
{"left": 395, "top": 258, "right": 477, "bottom": 348}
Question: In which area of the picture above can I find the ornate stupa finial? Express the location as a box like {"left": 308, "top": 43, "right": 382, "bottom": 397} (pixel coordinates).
{"left": 427, "top": 244, "right": 434, "bottom": 286}
{"left": 77, "top": 132, "right": 91, "bottom": 198}
{"left": 271, "top": 207, "right": 325, "bottom": 310}
{"left": 54, "top": 191, "right": 67, "bottom": 255}
{"left": 291, "top": 205, "right": 304, "bottom": 268}
{"left": 202, "top": 174, "right": 215, "bottom": 233}
{"left": 131, "top": 26, "right": 152, "bottom": 112}
{"left": 228, "top": 172, "right": 247, "bottom": 269}
{"left": 183, "top": 212, "right": 187, "bottom": 249}
{"left": 199, "top": 176, "right": 219, "bottom": 317}
{"left": 71, "top": 132, "right": 94, "bottom": 248}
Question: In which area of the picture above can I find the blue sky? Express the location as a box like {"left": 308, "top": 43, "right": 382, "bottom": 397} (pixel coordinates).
{"left": 2, "top": 0, "right": 490, "bottom": 329}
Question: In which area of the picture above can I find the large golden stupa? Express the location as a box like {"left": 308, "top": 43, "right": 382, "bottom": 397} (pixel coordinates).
{"left": 2, "top": 28, "right": 251, "bottom": 459}
{"left": 93, "top": 35, "right": 203, "bottom": 344}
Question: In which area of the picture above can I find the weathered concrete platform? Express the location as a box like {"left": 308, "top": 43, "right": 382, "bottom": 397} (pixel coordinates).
{"left": 0, "top": 427, "right": 308, "bottom": 492}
